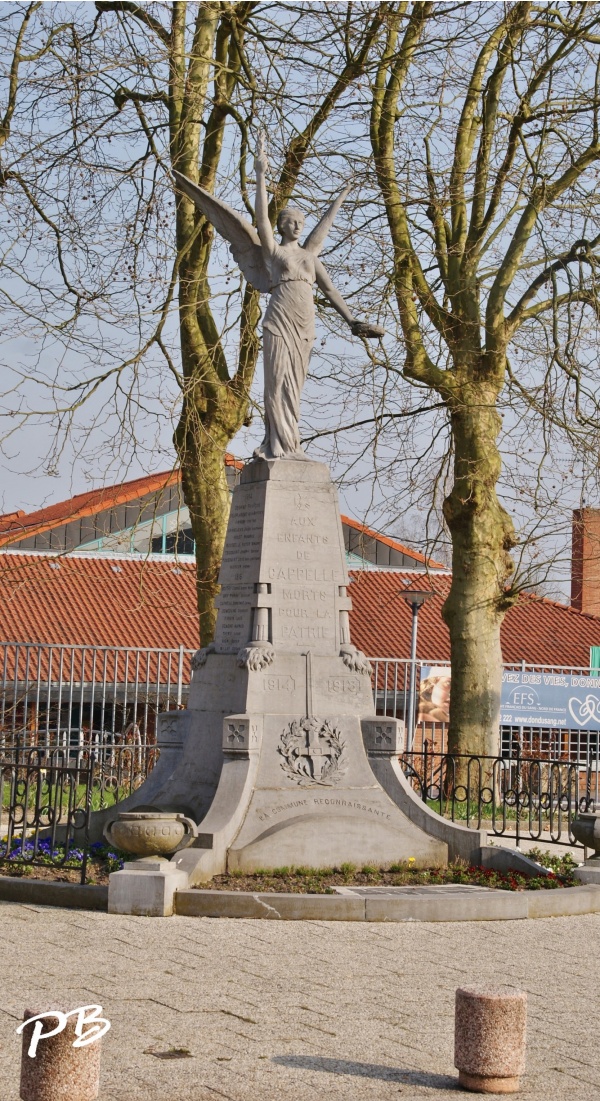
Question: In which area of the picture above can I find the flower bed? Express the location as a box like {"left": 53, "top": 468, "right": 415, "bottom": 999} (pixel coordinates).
{"left": 0, "top": 845, "right": 578, "bottom": 890}
{"left": 202, "top": 849, "right": 578, "bottom": 893}
{"left": 0, "top": 841, "right": 125, "bottom": 885}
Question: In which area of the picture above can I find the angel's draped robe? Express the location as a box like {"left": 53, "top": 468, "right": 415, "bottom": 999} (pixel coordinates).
{"left": 257, "top": 245, "right": 316, "bottom": 459}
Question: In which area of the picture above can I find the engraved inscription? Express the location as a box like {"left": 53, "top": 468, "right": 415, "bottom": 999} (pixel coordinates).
{"left": 278, "top": 533, "right": 329, "bottom": 545}
{"left": 256, "top": 797, "right": 309, "bottom": 822}
{"left": 327, "top": 676, "right": 361, "bottom": 695}
{"left": 264, "top": 675, "right": 295, "bottom": 692}
{"left": 280, "top": 625, "right": 329, "bottom": 640}
{"left": 283, "top": 588, "right": 328, "bottom": 601}
{"left": 269, "top": 567, "right": 339, "bottom": 582}
{"left": 256, "top": 795, "right": 392, "bottom": 823}
{"left": 220, "top": 493, "right": 263, "bottom": 581}
{"left": 275, "top": 575, "right": 336, "bottom": 647}
{"left": 313, "top": 796, "right": 391, "bottom": 819}
{"left": 215, "top": 583, "right": 253, "bottom": 648}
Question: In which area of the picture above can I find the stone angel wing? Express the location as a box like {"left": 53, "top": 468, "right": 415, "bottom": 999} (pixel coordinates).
{"left": 303, "top": 185, "right": 351, "bottom": 255}
{"left": 173, "top": 171, "right": 271, "bottom": 293}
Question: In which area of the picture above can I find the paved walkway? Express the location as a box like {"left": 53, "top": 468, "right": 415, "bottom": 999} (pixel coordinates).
{"left": 0, "top": 901, "right": 598, "bottom": 1100}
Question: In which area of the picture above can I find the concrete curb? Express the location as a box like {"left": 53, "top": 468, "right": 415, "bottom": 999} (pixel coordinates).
{"left": 0, "top": 876, "right": 108, "bottom": 910}
{"left": 174, "top": 882, "right": 600, "bottom": 922}
{"left": 1, "top": 876, "right": 599, "bottom": 920}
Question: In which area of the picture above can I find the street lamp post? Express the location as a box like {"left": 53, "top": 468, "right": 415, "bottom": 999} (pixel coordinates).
{"left": 399, "top": 588, "right": 435, "bottom": 752}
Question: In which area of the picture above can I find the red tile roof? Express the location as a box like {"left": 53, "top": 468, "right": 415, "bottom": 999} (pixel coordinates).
{"left": 0, "top": 553, "right": 200, "bottom": 649}
{"left": 0, "top": 462, "right": 440, "bottom": 569}
{"left": 0, "top": 471, "right": 177, "bottom": 545}
{"left": 1, "top": 553, "right": 599, "bottom": 669}
{"left": 347, "top": 571, "right": 600, "bottom": 668}
{"left": 0, "top": 457, "right": 244, "bottom": 547}
{"left": 342, "top": 515, "right": 446, "bottom": 569}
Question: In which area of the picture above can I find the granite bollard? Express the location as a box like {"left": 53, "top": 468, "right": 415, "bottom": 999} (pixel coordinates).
{"left": 20, "top": 1007, "right": 102, "bottom": 1101}
{"left": 454, "top": 986, "right": 527, "bottom": 1093}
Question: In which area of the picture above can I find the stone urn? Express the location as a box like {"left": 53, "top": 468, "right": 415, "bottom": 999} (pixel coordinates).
{"left": 570, "top": 811, "right": 600, "bottom": 859}
{"left": 104, "top": 811, "right": 198, "bottom": 858}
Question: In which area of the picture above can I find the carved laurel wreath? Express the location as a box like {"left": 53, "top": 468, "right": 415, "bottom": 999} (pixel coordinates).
{"left": 278, "top": 717, "right": 347, "bottom": 788}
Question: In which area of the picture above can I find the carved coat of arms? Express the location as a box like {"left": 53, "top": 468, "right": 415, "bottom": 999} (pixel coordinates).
{"left": 278, "top": 717, "right": 347, "bottom": 787}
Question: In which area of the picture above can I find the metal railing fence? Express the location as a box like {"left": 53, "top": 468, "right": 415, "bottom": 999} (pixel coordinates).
{"left": 0, "top": 746, "right": 95, "bottom": 883}
{"left": 400, "top": 743, "right": 599, "bottom": 848}
{"left": 4, "top": 644, "right": 600, "bottom": 762}
{"left": 0, "top": 641, "right": 194, "bottom": 752}
{"left": 0, "top": 740, "right": 161, "bottom": 882}
{"left": 1, "top": 644, "right": 600, "bottom": 876}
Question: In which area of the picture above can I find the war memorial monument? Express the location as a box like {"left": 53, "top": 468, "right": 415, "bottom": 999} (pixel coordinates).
{"left": 104, "top": 139, "right": 479, "bottom": 915}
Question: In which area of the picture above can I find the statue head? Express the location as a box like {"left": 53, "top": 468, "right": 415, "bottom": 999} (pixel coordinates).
{"left": 277, "top": 206, "right": 305, "bottom": 242}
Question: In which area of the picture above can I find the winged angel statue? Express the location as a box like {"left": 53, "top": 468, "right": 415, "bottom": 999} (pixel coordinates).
{"left": 174, "top": 136, "right": 383, "bottom": 461}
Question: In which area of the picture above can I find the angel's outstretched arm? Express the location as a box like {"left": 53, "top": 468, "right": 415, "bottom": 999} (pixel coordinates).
{"left": 315, "top": 258, "right": 385, "bottom": 339}
{"left": 255, "top": 134, "right": 275, "bottom": 256}
{"left": 303, "top": 185, "right": 351, "bottom": 255}
{"left": 314, "top": 257, "right": 355, "bottom": 326}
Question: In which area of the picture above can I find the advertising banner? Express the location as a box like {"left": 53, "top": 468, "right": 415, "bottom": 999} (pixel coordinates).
{"left": 500, "top": 670, "right": 600, "bottom": 729}
{"left": 417, "top": 666, "right": 451, "bottom": 724}
{"left": 418, "top": 665, "right": 600, "bottom": 730}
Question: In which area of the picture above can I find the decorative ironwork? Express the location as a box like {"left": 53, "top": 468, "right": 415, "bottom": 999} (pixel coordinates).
{"left": 0, "top": 746, "right": 95, "bottom": 884}
{"left": 400, "top": 743, "right": 597, "bottom": 848}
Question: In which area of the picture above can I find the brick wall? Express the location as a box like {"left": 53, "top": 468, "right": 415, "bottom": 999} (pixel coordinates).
{"left": 572, "top": 508, "right": 600, "bottom": 614}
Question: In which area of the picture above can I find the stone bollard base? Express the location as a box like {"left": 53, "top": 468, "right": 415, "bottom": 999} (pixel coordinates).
{"left": 458, "top": 1070, "right": 521, "bottom": 1094}
{"left": 20, "top": 1007, "right": 101, "bottom": 1101}
{"left": 455, "top": 985, "right": 527, "bottom": 1095}
{"left": 108, "top": 857, "right": 188, "bottom": 916}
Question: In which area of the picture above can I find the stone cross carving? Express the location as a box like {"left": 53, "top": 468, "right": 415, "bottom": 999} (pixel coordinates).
{"left": 361, "top": 718, "right": 404, "bottom": 756}
{"left": 304, "top": 719, "right": 328, "bottom": 781}
{"left": 375, "top": 725, "right": 393, "bottom": 746}
{"left": 226, "top": 723, "right": 246, "bottom": 745}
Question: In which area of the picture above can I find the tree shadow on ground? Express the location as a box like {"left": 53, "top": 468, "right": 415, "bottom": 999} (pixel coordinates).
{"left": 272, "top": 1055, "right": 459, "bottom": 1089}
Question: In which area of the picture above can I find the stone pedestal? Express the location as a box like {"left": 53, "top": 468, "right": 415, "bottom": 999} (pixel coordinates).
{"left": 178, "top": 458, "right": 445, "bottom": 882}
{"left": 107, "top": 457, "right": 448, "bottom": 903}
{"left": 454, "top": 986, "right": 527, "bottom": 1094}
{"left": 571, "top": 812, "right": 600, "bottom": 882}
{"left": 573, "top": 859, "right": 600, "bottom": 884}
{"left": 107, "top": 857, "right": 188, "bottom": 916}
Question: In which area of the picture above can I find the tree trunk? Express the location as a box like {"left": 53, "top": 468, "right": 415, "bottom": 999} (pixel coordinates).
{"left": 174, "top": 394, "right": 233, "bottom": 645}
{"left": 174, "top": 247, "right": 260, "bottom": 642}
{"left": 442, "top": 380, "right": 516, "bottom": 760}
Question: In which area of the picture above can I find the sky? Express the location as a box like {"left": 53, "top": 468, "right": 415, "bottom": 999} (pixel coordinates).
{"left": 1, "top": 1, "right": 597, "bottom": 605}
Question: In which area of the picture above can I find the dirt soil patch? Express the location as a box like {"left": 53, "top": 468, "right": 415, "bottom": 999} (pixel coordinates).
{"left": 201, "top": 855, "right": 576, "bottom": 894}
{"left": 0, "top": 857, "right": 114, "bottom": 886}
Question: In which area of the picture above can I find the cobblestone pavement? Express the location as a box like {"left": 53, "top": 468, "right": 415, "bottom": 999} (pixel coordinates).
{"left": 0, "top": 901, "right": 598, "bottom": 1100}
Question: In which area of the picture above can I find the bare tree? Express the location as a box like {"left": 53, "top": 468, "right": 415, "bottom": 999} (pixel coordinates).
{"left": 0, "top": 1, "right": 384, "bottom": 640}
{"left": 365, "top": 1, "right": 600, "bottom": 755}
{"left": 7, "top": 1, "right": 599, "bottom": 765}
